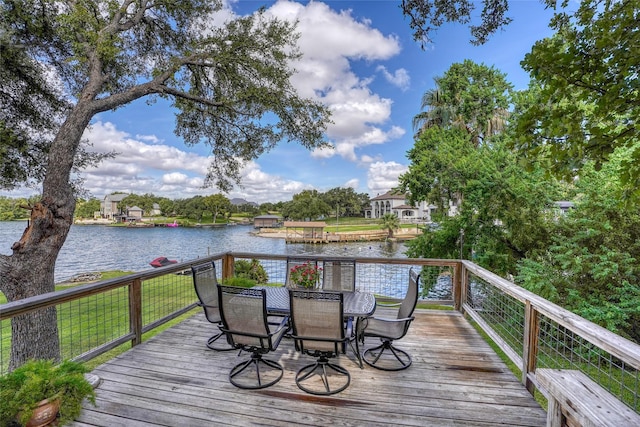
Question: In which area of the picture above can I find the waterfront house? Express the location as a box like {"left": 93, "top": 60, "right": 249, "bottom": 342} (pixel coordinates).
{"left": 365, "top": 191, "right": 436, "bottom": 222}
{"left": 100, "top": 193, "right": 128, "bottom": 219}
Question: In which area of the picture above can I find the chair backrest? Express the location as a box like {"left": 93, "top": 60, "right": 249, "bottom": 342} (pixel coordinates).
{"left": 322, "top": 259, "right": 356, "bottom": 293}
{"left": 289, "top": 290, "right": 345, "bottom": 354}
{"left": 398, "top": 268, "right": 420, "bottom": 320}
{"left": 192, "top": 261, "right": 220, "bottom": 323}
{"left": 285, "top": 257, "right": 318, "bottom": 289}
{"left": 217, "top": 286, "right": 272, "bottom": 349}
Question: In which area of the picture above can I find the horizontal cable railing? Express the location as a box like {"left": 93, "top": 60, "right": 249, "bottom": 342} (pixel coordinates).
{"left": 461, "top": 260, "right": 640, "bottom": 414}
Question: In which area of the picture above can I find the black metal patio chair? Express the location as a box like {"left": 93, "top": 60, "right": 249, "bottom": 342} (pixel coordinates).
{"left": 218, "top": 285, "right": 289, "bottom": 389}
{"left": 289, "top": 289, "right": 351, "bottom": 395}
{"left": 191, "top": 261, "right": 233, "bottom": 351}
{"left": 360, "top": 267, "right": 420, "bottom": 371}
{"left": 322, "top": 259, "right": 356, "bottom": 292}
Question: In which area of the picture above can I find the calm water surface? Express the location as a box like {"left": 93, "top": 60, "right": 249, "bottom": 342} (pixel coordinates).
{"left": 0, "top": 222, "right": 408, "bottom": 282}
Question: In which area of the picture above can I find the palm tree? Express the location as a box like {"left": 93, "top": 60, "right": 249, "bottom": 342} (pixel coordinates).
{"left": 413, "top": 68, "right": 511, "bottom": 146}
{"left": 412, "top": 78, "right": 455, "bottom": 134}
{"left": 380, "top": 213, "right": 401, "bottom": 238}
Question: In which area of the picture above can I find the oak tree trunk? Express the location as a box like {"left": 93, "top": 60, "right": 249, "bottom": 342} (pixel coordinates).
{"left": 1, "top": 104, "right": 92, "bottom": 369}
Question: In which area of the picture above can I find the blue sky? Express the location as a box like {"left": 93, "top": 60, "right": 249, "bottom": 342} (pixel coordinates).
{"left": 5, "top": 0, "right": 559, "bottom": 204}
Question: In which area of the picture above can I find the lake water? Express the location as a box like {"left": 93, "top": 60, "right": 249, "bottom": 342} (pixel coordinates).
{"left": 0, "top": 222, "right": 408, "bottom": 283}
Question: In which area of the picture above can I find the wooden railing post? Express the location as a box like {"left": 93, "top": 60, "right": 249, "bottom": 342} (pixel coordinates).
{"left": 129, "top": 278, "right": 143, "bottom": 347}
{"left": 522, "top": 300, "right": 539, "bottom": 393}
{"left": 455, "top": 261, "right": 466, "bottom": 313}
{"left": 222, "top": 253, "right": 235, "bottom": 281}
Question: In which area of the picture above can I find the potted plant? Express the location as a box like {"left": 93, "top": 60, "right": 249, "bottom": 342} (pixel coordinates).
{"left": 0, "top": 359, "right": 97, "bottom": 427}
{"left": 288, "top": 262, "right": 322, "bottom": 289}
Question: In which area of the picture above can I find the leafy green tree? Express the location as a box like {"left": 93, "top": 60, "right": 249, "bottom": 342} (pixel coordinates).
{"left": 259, "top": 202, "right": 276, "bottom": 213}
{"left": 513, "top": 0, "right": 640, "bottom": 196}
{"left": 401, "top": 127, "right": 559, "bottom": 275}
{"left": 0, "top": 196, "right": 31, "bottom": 221}
{"left": 204, "top": 194, "right": 231, "bottom": 223}
{"left": 0, "top": 17, "right": 67, "bottom": 189}
{"left": 415, "top": 60, "right": 512, "bottom": 146}
{"left": 321, "top": 187, "right": 370, "bottom": 218}
{"left": 74, "top": 198, "right": 100, "bottom": 219}
{"left": 1, "top": 0, "right": 330, "bottom": 368}
{"left": 282, "top": 190, "right": 331, "bottom": 221}
{"left": 121, "top": 194, "right": 156, "bottom": 216}
{"left": 175, "top": 196, "right": 205, "bottom": 222}
{"left": 516, "top": 147, "right": 640, "bottom": 342}
{"left": 157, "top": 198, "right": 175, "bottom": 217}
{"left": 400, "top": 0, "right": 515, "bottom": 46}
{"left": 412, "top": 77, "right": 456, "bottom": 134}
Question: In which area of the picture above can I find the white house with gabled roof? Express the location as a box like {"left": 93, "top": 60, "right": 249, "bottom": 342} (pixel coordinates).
{"left": 364, "top": 191, "right": 436, "bottom": 222}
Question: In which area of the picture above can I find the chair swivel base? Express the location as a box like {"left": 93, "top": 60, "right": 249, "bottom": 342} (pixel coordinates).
{"left": 363, "top": 340, "right": 412, "bottom": 371}
{"left": 229, "top": 353, "right": 283, "bottom": 389}
{"left": 206, "top": 332, "right": 235, "bottom": 351}
{"left": 296, "top": 356, "right": 350, "bottom": 395}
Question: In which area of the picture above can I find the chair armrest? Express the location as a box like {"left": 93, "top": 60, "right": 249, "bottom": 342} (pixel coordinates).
{"left": 366, "top": 315, "right": 415, "bottom": 324}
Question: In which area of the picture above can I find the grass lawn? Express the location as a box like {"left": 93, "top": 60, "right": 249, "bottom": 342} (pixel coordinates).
{"left": 1, "top": 270, "right": 198, "bottom": 372}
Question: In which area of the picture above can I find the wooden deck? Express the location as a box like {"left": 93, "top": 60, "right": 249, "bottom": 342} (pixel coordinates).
{"left": 71, "top": 309, "right": 547, "bottom": 426}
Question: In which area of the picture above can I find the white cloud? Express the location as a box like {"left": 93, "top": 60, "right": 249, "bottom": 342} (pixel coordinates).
{"left": 266, "top": 1, "right": 407, "bottom": 161}
{"left": 366, "top": 161, "right": 408, "bottom": 196}
{"left": 77, "top": 121, "right": 311, "bottom": 203}
{"left": 343, "top": 178, "right": 359, "bottom": 189}
{"left": 376, "top": 66, "right": 410, "bottom": 91}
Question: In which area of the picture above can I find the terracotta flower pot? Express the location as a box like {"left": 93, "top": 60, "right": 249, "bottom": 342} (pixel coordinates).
{"left": 24, "top": 398, "right": 60, "bottom": 427}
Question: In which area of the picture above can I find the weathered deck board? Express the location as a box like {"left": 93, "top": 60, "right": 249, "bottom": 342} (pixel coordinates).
{"left": 72, "top": 309, "right": 546, "bottom": 426}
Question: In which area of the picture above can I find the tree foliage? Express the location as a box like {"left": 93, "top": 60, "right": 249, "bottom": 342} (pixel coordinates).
{"left": 513, "top": 0, "right": 640, "bottom": 196}
{"left": 516, "top": 147, "right": 640, "bottom": 342}
{"left": 413, "top": 60, "right": 512, "bottom": 145}
{"left": 320, "top": 187, "right": 370, "bottom": 218}
{"left": 204, "top": 194, "right": 231, "bottom": 223}
{"left": 121, "top": 194, "right": 157, "bottom": 216}
{"left": 281, "top": 190, "right": 331, "bottom": 221}
{"left": 401, "top": 127, "right": 559, "bottom": 275}
{"left": 74, "top": 198, "right": 100, "bottom": 219}
{"left": 0, "top": 0, "right": 330, "bottom": 368}
{"left": 400, "top": 0, "right": 515, "bottom": 46}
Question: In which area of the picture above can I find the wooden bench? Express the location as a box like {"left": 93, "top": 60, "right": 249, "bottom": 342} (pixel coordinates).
{"left": 536, "top": 368, "right": 640, "bottom": 427}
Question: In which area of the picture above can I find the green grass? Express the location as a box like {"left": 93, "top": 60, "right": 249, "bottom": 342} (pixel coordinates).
{"left": 2, "top": 271, "right": 198, "bottom": 373}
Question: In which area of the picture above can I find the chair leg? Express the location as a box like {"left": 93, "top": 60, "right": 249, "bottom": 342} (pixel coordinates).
{"left": 229, "top": 352, "right": 283, "bottom": 389}
{"left": 363, "top": 340, "right": 412, "bottom": 371}
{"left": 206, "top": 331, "right": 235, "bottom": 351}
{"left": 295, "top": 356, "right": 350, "bottom": 395}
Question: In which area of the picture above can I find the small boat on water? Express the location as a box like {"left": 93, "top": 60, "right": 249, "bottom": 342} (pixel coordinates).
{"left": 166, "top": 220, "right": 179, "bottom": 227}
{"left": 149, "top": 257, "right": 178, "bottom": 268}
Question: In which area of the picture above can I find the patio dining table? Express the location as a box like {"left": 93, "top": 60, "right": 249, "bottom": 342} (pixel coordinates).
{"left": 253, "top": 286, "right": 376, "bottom": 368}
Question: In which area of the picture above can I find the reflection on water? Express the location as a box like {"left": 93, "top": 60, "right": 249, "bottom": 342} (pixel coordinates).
{"left": 0, "top": 222, "right": 408, "bottom": 282}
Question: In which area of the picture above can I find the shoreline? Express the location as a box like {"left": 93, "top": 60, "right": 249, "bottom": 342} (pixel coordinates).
{"left": 253, "top": 228, "right": 420, "bottom": 241}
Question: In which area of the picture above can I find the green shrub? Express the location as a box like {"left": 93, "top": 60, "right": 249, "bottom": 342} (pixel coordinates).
{"left": 221, "top": 276, "right": 257, "bottom": 288}
{"left": 234, "top": 259, "right": 268, "bottom": 284}
{"left": 0, "top": 359, "right": 96, "bottom": 426}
